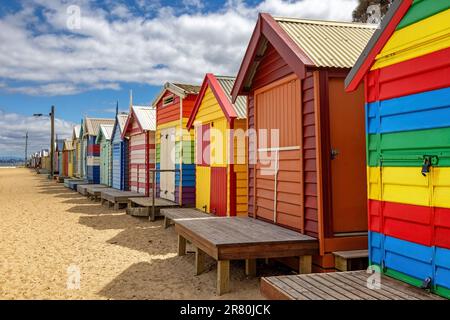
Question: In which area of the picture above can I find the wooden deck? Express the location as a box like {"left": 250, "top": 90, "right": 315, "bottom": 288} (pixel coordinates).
{"left": 63, "top": 178, "right": 86, "bottom": 189}
{"left": 100, "top": 189, "right": 147, "bottom": 210}
{"left": 160, "top": 208, "right": 211, "bottom": 228}
{"left": 67, "top": 180, "right": 89, "bottom": 191}
{"left": 260, "top": 270, "right": 444, "bottom": 300}
{"left": 174, "top": 217, "right": 319, "bottom": 295}
{"left": 87, "top": 187, "right": 115, "bottom": 201}
{"left": 77, "top": 184, "right": 103, "bottom": 196}
{"left": 126, "top": 197, "right": 179, "bottom": 220}
{"left": 56, "top": 176, "right": 67, "bottom": 183}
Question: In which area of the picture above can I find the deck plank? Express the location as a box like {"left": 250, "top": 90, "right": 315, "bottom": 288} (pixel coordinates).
{"left": 261, "top": 271, "right": 444, "bottom": 300}
{"left": 175, "top": 217, "right": 317, "bottom": 246}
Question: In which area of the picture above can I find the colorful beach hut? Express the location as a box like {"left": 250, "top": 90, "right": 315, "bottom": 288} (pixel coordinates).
{"left": 96, "top": 124, "right": 114, "bottom": 186}
{"left": 56, "top": 139, "right": 64, "bottom": 176}
{"left": 152, "top": 82, "right": 200, "bottom": 205}
{"left": 186, "top": 74, "right": 247, "bottom": 216}
{"left": 63, "top": 139, "right": 74, "bottom": 177}
{"left": 111, "top": 113, "right": 129, "bottom": 190}
{"left": 231, "top": 14, "right": 376, "bottom": 272}
{"left": 72, "top": 125, "right": 81, "bottom": 178}
{"left": 345, "top": 0, "right": 450, "bottom": 298}
{"left": 122, "top": 105, "right": 156, "bottom": 196}
{"left": 82, "top": 117, "right": 115, "bottom": 183}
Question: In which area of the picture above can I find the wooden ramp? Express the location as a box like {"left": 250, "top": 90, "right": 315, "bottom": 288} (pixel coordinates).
{"left": 100, "top": 189, "right": 146, "bottom": 210}
{"left": 174, "top": 216, "right": 319, "bottom": 295}
{"left": 77, "top": 184, "right": 104, "bottom": 196}
{"left": 261, "top": 271, "right": 444, "bottom": 300}
{"left": 126, "top": 197, "right": 179, "bottom": 220}
{"left": 160, "top": 208, "right": 210, "bottom": 228}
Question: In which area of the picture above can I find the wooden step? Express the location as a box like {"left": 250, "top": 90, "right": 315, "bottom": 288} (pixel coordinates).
{"left": 333, "top": 250, "right": 368, "bottom": 271}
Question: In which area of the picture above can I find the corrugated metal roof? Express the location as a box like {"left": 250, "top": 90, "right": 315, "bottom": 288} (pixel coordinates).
{"left": 64, "top": 139, "right": 74, "bottom": 151}
{"left": 132, "top": 105, "right": 156, "bottom": 131}
{"left": 117, "top": 113, "right": 128, "bottom": 134}
{"left": 84, "top": 117, "right": 115, "bottom": 136}
{"left": 173, "top": 83, "right": 201, "bottom": 94}
{"left": 99, "top": 124, "right": 114, "bottom": 140}
{"left": 274, "top": 17, "right": 377, "bottom": 68}
{"left": 216, "top": 76, "right": 247, "bottom": 119}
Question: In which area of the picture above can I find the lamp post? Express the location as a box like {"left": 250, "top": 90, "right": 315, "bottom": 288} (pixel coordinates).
{"left": 34, "top": 105, "right": 55, "bottom": 177}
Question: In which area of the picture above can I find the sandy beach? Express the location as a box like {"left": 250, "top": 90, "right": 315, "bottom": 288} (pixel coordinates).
{"left": 0, "top": 168, "right": 290, "bottom": 300}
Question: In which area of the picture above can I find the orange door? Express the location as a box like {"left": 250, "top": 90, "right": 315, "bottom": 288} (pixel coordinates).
{"left": 254, "top": 74, "right": 304, "bottom": 231}
{"left": 327, "top": 77, "right": 367, "bottom": 234}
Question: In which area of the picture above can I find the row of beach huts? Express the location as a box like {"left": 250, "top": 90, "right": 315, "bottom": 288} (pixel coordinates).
{"left": 32, "top": 1, "right": 449, "bottom": 299}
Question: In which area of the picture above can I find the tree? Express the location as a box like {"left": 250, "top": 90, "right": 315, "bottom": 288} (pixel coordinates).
{"left": 352, "top": 0, "right": 393, "bottom": 23}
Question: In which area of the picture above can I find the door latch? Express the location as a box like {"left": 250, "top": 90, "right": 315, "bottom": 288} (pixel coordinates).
{"left": 421, "top": 155, "right": 438, "bottom": 177}
{"left": 331, "top": 149, "right": 340, "bottom": 160}
{"left": 421, "top": 157, "right": 431, "bottom": 176}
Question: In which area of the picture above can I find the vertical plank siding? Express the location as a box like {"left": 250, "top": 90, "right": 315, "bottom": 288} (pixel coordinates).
{"left": 302, "top": 72, "right": 318, "bottom": 238}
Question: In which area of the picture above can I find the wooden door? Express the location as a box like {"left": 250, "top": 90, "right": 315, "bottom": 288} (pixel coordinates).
{"left": 327, "top": 77, "right": 367, "bottom": 235}
{"left": 254, "top": 75, "right": 304, "bottom": 231}
{"left": 210, "top": 167, "right": 227, "bottom": 216}
{"left": 160, "top": 127, "right": 175, "bottom": 201}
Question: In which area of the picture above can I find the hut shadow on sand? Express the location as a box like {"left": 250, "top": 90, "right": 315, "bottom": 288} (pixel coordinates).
{"left": 77, "top": 211, "right": 293, "bottom": 299}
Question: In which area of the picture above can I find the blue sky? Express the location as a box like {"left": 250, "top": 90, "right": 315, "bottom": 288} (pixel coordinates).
{"left": 0, "top": 0, "right": 359, "bottom": 156}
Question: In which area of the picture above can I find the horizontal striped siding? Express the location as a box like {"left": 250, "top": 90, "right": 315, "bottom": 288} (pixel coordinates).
{"left": 369, "top": 232, "right": 450, "bottom": 294}
{"left": 366, "top": 87, "right": 450, "bottom": 134}
{"left": 366, "top": 3, "right": 450, "bottom": 300}
{"left": 367, "top": 166, "right": 450, "bottom": 208}
{"left": 372, "top": 9, "right": 450, "bottom": 70}
{"left": 366, "top": 47, "right": 450, "bottom": 103}
{"left": 367, "top": 127, "right": 450, "bottom": 167}
{"left": 368, "top": 200, "right": 450, "bottom": 249}
{"left": 397, "top": 0, "right": 450, "bottom": 30}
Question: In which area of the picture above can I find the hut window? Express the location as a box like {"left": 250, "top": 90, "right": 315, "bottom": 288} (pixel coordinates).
{"left": 163, "top": 95, "right": 174, "bottom": 106}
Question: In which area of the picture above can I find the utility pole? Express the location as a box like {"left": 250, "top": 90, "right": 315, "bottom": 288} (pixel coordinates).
{"left": 24, "top": 131, "right": 28, "bottom": 166}
{"left": 50, "top": 105, "right": 55, "bottom": 178}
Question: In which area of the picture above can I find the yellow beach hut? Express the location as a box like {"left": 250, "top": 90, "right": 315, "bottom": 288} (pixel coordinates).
{"left": 186, "top": 74, "right": 247, "bottom": 217}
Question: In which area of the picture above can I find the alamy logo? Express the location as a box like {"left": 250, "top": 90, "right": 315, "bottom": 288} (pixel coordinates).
{"left": 67, "top": 264, "right": 81, "bottom": 290}
{"left": 367, "top": 4, "right": 382, "bottom": 25}
{"left": 366, "top": 265, "right": 382, "bottom": 290}
{"left": 67, "top": 5, "right": 81, "bottom": 30}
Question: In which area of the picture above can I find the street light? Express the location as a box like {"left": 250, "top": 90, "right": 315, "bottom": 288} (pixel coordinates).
{"left": 33, "top": 106, "right": 55, "bottom": 178}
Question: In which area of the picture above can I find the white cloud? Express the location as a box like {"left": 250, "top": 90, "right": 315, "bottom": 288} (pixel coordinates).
{"left": 0, "top": 110, "right": 75, "bottom": 157}
{"left": 0, "top": 0, "right": 358, "bottom": 96}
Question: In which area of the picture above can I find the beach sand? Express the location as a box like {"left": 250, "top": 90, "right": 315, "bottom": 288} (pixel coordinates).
{"left": 0, "top": 168, "right": 290, "bottom": 300}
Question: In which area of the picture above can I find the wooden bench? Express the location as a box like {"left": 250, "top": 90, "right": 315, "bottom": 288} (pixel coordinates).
{"left": 100, "top": 189, "right": 147, "bottom": 210}
{"left": 160, "top": 208, "right": 210, "bottom": 228}
{"left": 261, "top": 270, "right": 444, "bottom": 300}
{"left": 127, "top": 197, "right": 180, "bottom": 220}
{"left": 174, "top": 217, "right": 318, "bottom": 295}
{"left": 333, "top": 250, "right": 368, "bottom": 271}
